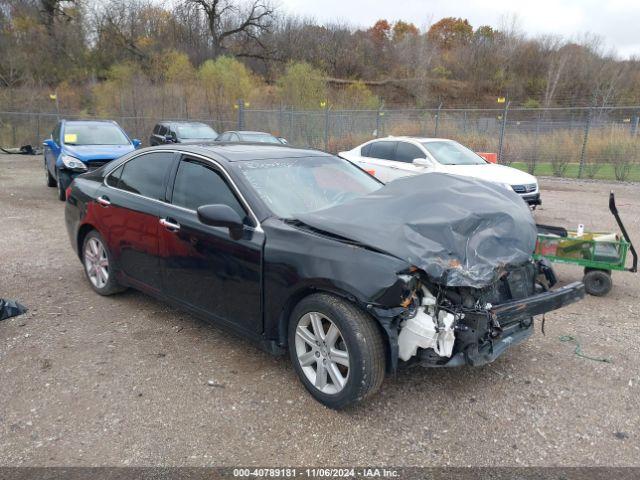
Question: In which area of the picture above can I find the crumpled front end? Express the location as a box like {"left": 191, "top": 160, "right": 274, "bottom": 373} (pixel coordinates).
{"left": 370, "top": 260, "right": 584, "bottom": 369}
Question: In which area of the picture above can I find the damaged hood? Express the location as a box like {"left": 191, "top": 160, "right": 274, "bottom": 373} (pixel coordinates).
{"left": 295, "top": 173, "right": 537, "bottom": 288}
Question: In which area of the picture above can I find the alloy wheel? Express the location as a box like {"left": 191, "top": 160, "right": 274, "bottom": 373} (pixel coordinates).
{"left": 84, "top": 237, "right": 109, "bottom": 289}
{"left": 294, "top": 312, "right": 350, "bottom": 394}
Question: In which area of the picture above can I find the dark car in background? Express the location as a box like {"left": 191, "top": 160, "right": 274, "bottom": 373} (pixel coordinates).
{"left": 44, "top": 119, "right": 140, "bottom": 201}
{"left": 149, "top": 121, "right": 218, "bottom": 146}
{"left": 216, "top": 130, "right": 287, "bottom": 144}
{"left": 64, "top": 144, "right": 583, "bottom": 409}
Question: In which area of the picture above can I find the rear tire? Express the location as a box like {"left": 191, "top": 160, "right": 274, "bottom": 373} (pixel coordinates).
{"left": 45, "top": 161, "right": 56, "bottom": 187}
{"left": 288, "top": 293, "right": 386, "bottom": 409}
{"left": 583, "top": 268, "right": 612, "bottom": 296}
{"left": 82, "top": 230, "right": 125, "bottom": 296}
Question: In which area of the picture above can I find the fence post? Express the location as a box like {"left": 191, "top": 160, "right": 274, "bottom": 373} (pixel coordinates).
{"left": 632, "top": 114, "right": 639, "bottom": 137}
{"left": 434, "top": 102, "right": 443, "bottom": 136}
{"left": 323, "top": 103, "right": 329, "bottom": 152}
{"left": 375, "top": 106, "right": 381, "bottom": 138}
{"left": 36, "top": 114, "right": 41, "bottom": 144}
{"left": 289, "top": 107, "right": 294, "bottom": 140}
{"left": 578, "top": 107, "right": 593, "bottom": 179}
{"left": 237, "top": 99, "right": 245, "bottom": 130}
{"left": 497, "top": 101, "right": 510, "bottom": 164}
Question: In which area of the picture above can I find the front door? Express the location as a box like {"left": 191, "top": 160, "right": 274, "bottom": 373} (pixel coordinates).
{"left": 44, "top": 124, "right": 62, "bottom": 175}
{"left": 159, "top": 156, "right": 264, "bottom": 334}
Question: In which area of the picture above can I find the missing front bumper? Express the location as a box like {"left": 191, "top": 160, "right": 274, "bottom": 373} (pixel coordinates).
{"left": 416, "top": 281, "right": 585, "bottom": 368}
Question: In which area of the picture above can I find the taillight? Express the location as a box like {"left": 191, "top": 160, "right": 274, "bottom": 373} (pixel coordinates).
{"left": 65, "top": 186, "right": 72, "bottom": 199}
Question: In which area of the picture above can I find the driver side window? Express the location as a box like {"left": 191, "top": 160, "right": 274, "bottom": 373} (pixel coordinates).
{"left": 171, "top": 159, "right": 247, "bottom": 221}
{"left": 395, "top": 142, "right": 426, "bottom": 162}
{"left": 52, "top": 124, "right": 61, "bottom": 144}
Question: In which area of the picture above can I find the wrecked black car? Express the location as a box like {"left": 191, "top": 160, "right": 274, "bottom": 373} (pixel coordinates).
{"left": 64, "top": 144, "right": 585, "bottom": 409}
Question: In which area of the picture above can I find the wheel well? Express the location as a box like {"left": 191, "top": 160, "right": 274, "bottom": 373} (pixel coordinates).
{"left": 76, "top": 224, "right": 96, "bottom": 259}
{"left": 277, "top": 288, "right": 393, "bottom": 372}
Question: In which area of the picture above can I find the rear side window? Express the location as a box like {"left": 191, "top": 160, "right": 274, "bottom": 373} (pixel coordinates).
{"left": 369, "top": 141, "right": 396, "bottom": 160}
{"left": 106, "top": 165, "right": 123, "bottom": 187}
{"left": 153, "top": 124, "right": 161, "bottom": 134}
{"left": 116, "top": 152, "right": 175, "bottom": 200}
{"left": 361, "top": 143, "right": 372, "bottom": 156}
{"left": 171, "top": 159, "right": 246, "bottom": 220}
{"left": 158, "top": 125, "right": 168, "bottom": 136}
{"left": 395, "top": 142, "right": 426, "bottom": 162}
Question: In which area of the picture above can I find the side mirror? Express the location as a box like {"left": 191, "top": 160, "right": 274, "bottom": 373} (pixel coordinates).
{"left": 197, "top": 204, "right": 245, "bottom": 240}
{"left": 43, "top": 138, "right": 55, "bottom": 148}
{"left": 132, "top": 139, "right": 141, "bottom": 148}
{"left": 164, "top": 135, "right": 175, "bottom": 143}
{"left": 412, "top": 158, "right": 431, "bottom": 167}
{"left": 278, "top": 137, "right": 288, "bottom": 145}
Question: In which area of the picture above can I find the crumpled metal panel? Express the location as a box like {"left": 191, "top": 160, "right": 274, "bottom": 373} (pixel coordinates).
{"left": 296, "top": 173, "right": 537, "bottom": 288}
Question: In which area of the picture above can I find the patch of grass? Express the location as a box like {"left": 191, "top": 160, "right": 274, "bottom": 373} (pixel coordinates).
{"left": 510, "top": 162, "right": 640, "bottom": 182}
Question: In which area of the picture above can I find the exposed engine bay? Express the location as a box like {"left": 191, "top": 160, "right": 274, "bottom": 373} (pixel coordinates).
{"left": 394, "top": 259, "right": 584, "bottom": 367}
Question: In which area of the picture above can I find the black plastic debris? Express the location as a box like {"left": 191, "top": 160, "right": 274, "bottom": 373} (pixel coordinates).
{"left": 296, "top": 172, "right": 537, "bottom": 288}
{"left": 0, "top": 144, "right": 39, "bottom": 155}
{"left": 0, "top": 299, "right": 28, "bottom": 320}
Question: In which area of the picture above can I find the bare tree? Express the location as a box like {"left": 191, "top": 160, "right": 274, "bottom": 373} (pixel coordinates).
{"left": 183, "top": 0, "right": 275, "bottom": 57}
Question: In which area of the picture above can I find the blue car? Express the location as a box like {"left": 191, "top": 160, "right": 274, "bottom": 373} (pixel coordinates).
{"left": 44, "top": 119, "right": 141, "bottom": 201}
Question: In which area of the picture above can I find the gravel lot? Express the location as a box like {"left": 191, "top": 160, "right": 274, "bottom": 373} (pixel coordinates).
{"left": 0, "top": 153, "right": 639, "bottom": 467}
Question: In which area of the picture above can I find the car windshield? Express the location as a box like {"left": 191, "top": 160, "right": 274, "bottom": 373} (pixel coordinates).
{"left": 63, "top": 123, "right": 129, "bottom": 146}
{"left": 237, "top": 156, "right": 382, "bottom": 219}
{"left": 421, "top": 141, "right": 487, "bottom": 165}
{"left": 176, "top": 124, "right": 218, "bottom": 139}
{"left": 239, "top": 133, "right": 281, "bottom": 144}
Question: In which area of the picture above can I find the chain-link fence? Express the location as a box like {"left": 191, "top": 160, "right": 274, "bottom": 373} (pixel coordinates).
{"left": 2, "top": 104, "right": 640, "bottom": 181}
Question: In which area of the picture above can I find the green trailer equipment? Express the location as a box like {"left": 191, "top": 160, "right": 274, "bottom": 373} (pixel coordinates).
{"left": 534, "top": 192, "right": 637, "bottom": 296}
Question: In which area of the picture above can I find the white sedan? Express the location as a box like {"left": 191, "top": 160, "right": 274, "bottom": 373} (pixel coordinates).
{"left": 339, "top": 137, "right": 541, "bottom": 207}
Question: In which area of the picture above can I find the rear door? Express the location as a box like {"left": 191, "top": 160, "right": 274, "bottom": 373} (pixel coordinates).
{"left": 96, "top": 151, "right": 176, "bottom": 293}
{"left": 159, "top": 155, "right": 264, "bottom": 334}
{"left": 357, "top": 141, "right": 399, "bottom": 182}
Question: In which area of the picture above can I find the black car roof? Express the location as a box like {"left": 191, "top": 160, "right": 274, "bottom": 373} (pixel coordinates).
{"left": 146, "top": 143, "right": 330, "bottom": 162}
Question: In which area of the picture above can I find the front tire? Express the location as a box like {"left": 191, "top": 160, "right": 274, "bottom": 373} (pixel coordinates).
{"left": 45, "top": 161, "right": 56, "bottom": 187}
{"left": 56, "top": 169, "right": 66, "bottom": 201}
{"left": 288, "top": 293, "right": 386, "bottom": 409}
{"left": 82, "top": 230, "right": 125, "bottom": 296}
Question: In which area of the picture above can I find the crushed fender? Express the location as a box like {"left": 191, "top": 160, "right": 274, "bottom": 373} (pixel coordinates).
{"left": 0, "top": 299, "right": 28, "bottom": 320}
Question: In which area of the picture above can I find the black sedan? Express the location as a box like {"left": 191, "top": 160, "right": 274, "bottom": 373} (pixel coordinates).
{"left": 216, "top": 130, "right": 287, "bottom": 144}
{"left": 149, "top": 121, "right": 218, "bottom": 146}
{"left": 64, "top": 144, "right": 584, "bottom": 409}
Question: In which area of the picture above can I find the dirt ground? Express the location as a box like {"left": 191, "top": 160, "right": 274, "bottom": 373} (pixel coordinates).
{"left": 0, "top": 153, "right": 639, "bottom": 467}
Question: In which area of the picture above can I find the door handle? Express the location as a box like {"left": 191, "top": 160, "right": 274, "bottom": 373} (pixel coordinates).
{"left": 97, "top": 196, "right": 111, "bottom": 206}
{"left": 160, "top": 218, "right": 181, "bottom": 231}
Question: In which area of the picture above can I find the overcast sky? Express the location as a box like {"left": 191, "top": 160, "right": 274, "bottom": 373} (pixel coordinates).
{"left": 279, "top": 0, "right": 639, "bottom": 59}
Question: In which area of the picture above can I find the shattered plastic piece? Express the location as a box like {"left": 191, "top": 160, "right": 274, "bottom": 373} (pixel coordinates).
{"left": 0, "top": 299, "right": 28, "bottom": 320}
{"left": 296, "top": 173, "right": 537, "bottom": 288}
